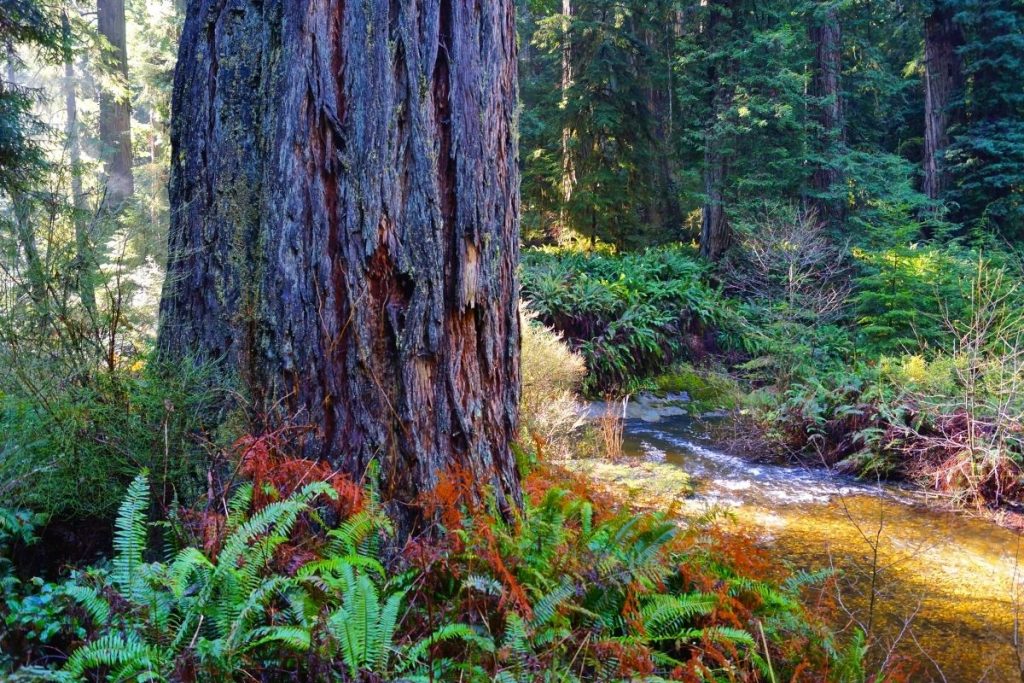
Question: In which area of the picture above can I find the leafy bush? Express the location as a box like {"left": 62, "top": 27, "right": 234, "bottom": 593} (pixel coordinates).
{"left": 763, "top": 363, "right": 888, "bottom": 470}
{"left": 851, "top": 243, "right": 974, "bottom": 356}
{"left": 759, "top": 259, "right": 1024, "bottom": 506}
{"left": 0, "top": 353, "right": 229, "bottom": 520}
{"left": 521, "top": 245, "right": 729, "bottom": 393}
{"left": 880, "top": 265, "right": 1024, "bottom": 505}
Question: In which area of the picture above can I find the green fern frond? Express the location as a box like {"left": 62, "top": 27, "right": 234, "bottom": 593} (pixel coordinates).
{"left": 243, "top": 625, "right": 312, "bottom": 653}
{"left": 502, "top": 612, "right": 531, "bottom": 659}
{"left": 703, "top": 625, "right": 757, "bottom": 648}
{"left": 529, "top": 579, "right": 575, "bottom": 630}
{"left": 62, "top": 584, "right": 111, "bottom": 626}
{"left": 226, "top": 483, "right": 254, "bottom": 527}
{"left": 227, "top": 575, "right": 300, "bottom": 648}
{"left": 327, "top": 571, "right": 399, "bottom": 678}
{"left": 640, "top": 592, "right": 717, "bottom": 637}
{"left": 299, "top": 554, "right": 386, "bottom": 581}
{"left": 327, "top": 510, "right": 379, "bottom": 556}
{"left": 168, "top": 546, "right": 213, "bottom": 598}
{"left": 112, "top": 473, "right": 151, "bottom": 600}
{"left": 61, "top": 632, "right": 163, "bottom": 680}
{"left": 401, "top": 623, "right": 495, "bottom": 669}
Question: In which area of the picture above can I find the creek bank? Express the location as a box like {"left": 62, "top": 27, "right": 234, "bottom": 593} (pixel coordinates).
{"left": 564, "top": 409, "right": 1024, "bottom": 682}
{"left": 586, "top": 390, "right": 1024, "bottom": 530}
{"left": 550, "top": 457, "right": 694, "bottom": 513}
{"left": 585, "top": 392, "right": 728, "bottom": 423}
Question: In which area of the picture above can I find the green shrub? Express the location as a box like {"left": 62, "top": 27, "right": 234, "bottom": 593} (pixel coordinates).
{"left": 521, "top": 245, "right": 730, "bottom": 393}
{"left": 724, "top": 301, "right": 856, "bottom": 385}
{"left": 851, "top": 243, "right": 975, "bottom": 356}
{"left": 0, "top": 353, "right": 230, "bottom": 520}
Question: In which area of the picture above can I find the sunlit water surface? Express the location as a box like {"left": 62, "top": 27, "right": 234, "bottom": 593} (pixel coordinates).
{"left": 622, "top": 415, "right": 1023, "bottom": 682}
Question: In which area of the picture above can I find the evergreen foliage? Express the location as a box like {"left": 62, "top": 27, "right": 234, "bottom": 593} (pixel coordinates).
{"left": 0, "top": 0, "right": 61, "bottom": 197}
{"left": 948, "top": 0, "right": 1024, "bottom": 237}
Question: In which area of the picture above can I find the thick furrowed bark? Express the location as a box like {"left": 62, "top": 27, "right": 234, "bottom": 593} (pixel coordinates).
{"left": 160, "top": 0, "right": 522, "bottom": 532}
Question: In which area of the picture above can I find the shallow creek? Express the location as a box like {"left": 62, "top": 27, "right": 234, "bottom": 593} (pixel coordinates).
{"left": 621, "top": 414, "right": 1023, "bottom": 682}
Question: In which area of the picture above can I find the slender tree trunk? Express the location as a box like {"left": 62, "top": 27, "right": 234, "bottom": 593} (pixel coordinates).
{"left": 558, "top": 0, "right": 575, "bottom": 238}
{"left": 700, "top": 0, "right": 731, "bottom": 261}
{"left": 97, "top": 0, "right": 134, "bottom": 207}
{"left": 923, "top": 0, "right": 963, "bottom": 202}
{"left": 810, "top": 2, "right": 845, "bottom": 225}
{"left": 646, "top": 3, "right": 681, "bottom": 235}
{"left": 63, "top": 9, "right": 96, "bottom": 315}
{"left": 159, "top": 0, "right": 522, "bottom": 533}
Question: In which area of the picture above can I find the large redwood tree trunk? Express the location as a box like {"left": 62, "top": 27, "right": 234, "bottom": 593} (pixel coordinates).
{"left": 923, "top": 0, "right": 963, "bottom": 202}
{"left": 159, "top": 0, "right": 522, "bottom": 529}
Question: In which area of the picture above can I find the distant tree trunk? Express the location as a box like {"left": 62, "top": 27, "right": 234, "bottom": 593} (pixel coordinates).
{"left": 809, "top": 2, "right": 845, "bottom": 225}
{"left": 97, "top": 0, "right": 133, "bottom": 207}
{"left": 646, "top": 3, "right": 681, "bottom": 235}
{"left": 159, "top": 0, "right": 522, "bottom": 533}
{"left": 701, "top": 142, "right": 730, "bottom": 259}
{"left": 63, "top": 9, "right": 96, "bottom": 315}
{"left": 923, "top": 1, "right": 963, "bottom": 202}
{"left": 558, "top": 0, "right": 575, "bottom": 237}
{"left": 700, "top": 0, "right": 731, "bottom": 261}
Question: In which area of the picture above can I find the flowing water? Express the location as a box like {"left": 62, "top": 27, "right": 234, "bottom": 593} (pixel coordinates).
{"left": 621, "top": 415, "right": 1024, "bottom": 682}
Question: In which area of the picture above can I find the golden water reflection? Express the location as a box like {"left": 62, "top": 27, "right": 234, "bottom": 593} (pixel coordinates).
{"left": 744, "top": 495, "right": 1022, "bottom": 682}
{"left": 616, "top": 422, "right": 1024, "bottom": 682}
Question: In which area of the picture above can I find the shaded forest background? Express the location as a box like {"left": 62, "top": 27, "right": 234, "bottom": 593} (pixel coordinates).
{"left": 519, "top": 0, "right": 1022, "bottom": 251}
{"left": 1, "top": 0, "right": 1023, "bottom": 525}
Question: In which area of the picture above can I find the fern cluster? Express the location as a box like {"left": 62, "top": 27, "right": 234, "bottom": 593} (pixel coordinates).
{"left": 2, "top": 463, "right": 859, "bottom": 681}
{"left": 521, "top": 246, "right": 732, "bottom": 393}
{"left": 390, "top": 468, "right": 851, "bottom": 682}
{"left": 7, "top": 473, "right": 460, "bottom": 681}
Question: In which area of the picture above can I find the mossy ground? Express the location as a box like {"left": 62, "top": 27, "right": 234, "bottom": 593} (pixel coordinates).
{"left": 551, "top": 458, "right": 694, "bottom": 512}
{"left": 652, "top": 363, "right": 744, "bottom": 414}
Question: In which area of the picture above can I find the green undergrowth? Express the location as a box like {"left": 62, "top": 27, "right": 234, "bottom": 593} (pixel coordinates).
{"left": 523, "top": 235, "right": 1024, "bottom": 508}
{"left": 0, "top": 353, "right": 231, "bottom": 520}
{"left": 0, "top": 460, "right": 870, "bottom": 681}
{"left": 521, "top": 244, "right": 735, "bottom": 395}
